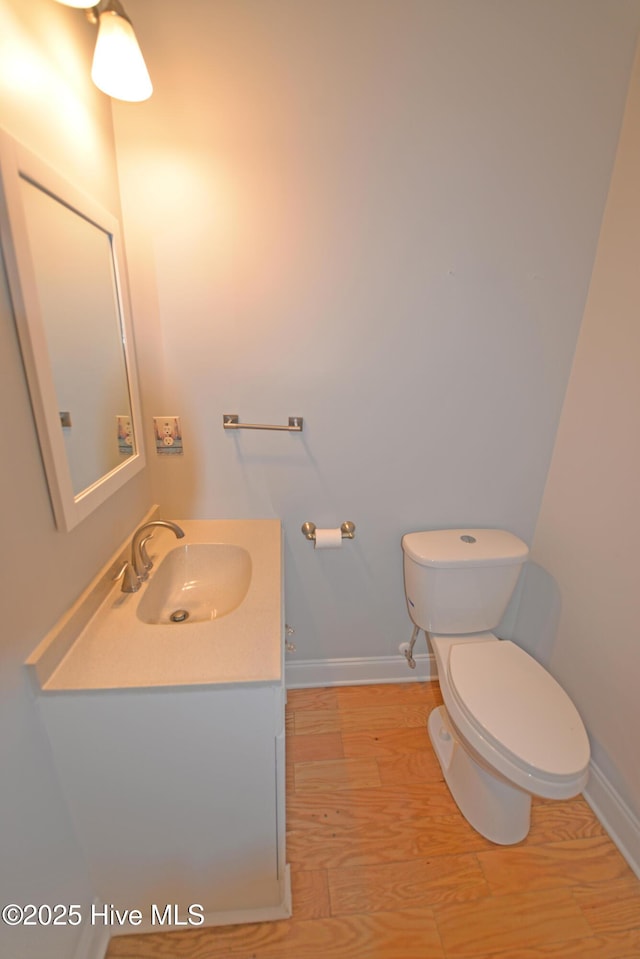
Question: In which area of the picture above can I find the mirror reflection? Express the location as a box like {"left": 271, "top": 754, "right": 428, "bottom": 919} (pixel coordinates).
{"left": 19, "top": 176, "right": 135, "bottom": 496}
{"left": 0, "top": 130, "right": 145, "bottom": 531}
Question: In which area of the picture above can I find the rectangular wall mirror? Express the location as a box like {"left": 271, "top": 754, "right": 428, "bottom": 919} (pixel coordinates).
{"left": 0, "top": 129, "right": 145, "bottom": 531}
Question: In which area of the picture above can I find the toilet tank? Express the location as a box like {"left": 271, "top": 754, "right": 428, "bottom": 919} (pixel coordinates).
{"left": 402, "top": 529, "right": 529, "bottom": 634}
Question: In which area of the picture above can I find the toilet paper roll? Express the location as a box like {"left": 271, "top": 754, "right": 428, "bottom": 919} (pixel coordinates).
{"left": 314, "top": 528, "right": 343, "bottom": 549}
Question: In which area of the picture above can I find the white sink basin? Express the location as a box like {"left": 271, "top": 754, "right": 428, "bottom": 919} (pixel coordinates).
{"left": 137, "top": 543, "right": 252, "bottom": 624}
{"left": 26, "top": 518, "right": 282, "bottom": 690}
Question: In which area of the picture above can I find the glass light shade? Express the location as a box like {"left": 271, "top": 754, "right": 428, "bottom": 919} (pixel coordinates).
{"left": 51, "top": 1, "right": 96, "bottom": 7}
{"left": 91, "top": 11, "right": 152, "bottom": 102}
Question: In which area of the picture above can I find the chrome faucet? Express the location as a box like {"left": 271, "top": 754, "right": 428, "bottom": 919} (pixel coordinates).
{"left": 131, "top": 520, "right": 185, "bottom": 579}
{"left": 115, "top": 519, "right": 185, "bottom": 593}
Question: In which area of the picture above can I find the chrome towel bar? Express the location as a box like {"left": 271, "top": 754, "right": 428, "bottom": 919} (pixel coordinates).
{"left": 223, "top": 414, "right": 303, "bottom": 432}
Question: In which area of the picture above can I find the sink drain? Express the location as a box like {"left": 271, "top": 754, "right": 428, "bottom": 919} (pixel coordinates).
{"left": 169, "top": 609, "right": 190, "bottom": 623}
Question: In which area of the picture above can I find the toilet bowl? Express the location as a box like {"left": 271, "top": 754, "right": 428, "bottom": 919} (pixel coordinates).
{"left": 401, "top": 528, "right": 590, "bottom": 844}
{"left": 428, "top": 633, "right": 590, "bottom": 843}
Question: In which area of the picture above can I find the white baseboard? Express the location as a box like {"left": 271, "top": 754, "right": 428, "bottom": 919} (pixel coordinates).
{"left": 584, "top": 761, "right": 640, "bottom": 879}
{"left": 285, "top": 653, "right": 436, "bottom": 688}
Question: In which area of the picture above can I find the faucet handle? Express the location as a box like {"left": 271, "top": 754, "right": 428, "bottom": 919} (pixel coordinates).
{"left": 113, "top": 560, "right": 140, "bottom": 593}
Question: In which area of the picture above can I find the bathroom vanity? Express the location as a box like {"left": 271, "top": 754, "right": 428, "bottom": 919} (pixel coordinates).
{"left": 27, "top": 517, "right": 290, "bottom": 931}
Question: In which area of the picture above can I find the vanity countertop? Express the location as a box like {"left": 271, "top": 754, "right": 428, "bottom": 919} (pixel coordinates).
{"left": 27, "top": 518, "right": 283, "bottom": 692}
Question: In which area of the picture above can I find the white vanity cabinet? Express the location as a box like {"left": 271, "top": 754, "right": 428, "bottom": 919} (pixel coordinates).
{"left": 38, "top": 681, "right": 289, "bottom": 928}
{"left": 28, "top": 518, "right": 289, "bottom": 931}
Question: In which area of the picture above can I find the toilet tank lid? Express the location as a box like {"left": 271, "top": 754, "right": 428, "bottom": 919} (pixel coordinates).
{"left": 401, "top": 529, "right": 529, "bottom": 568}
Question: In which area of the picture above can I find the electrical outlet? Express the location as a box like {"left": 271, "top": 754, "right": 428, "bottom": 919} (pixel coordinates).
{"left": 153, "top": 416, "right": 183, "bottom": 454}
{"left": 285, "top": 624, "right": 296, "bottom": 654}
{"left": 117, "top": 415, "right": 133, "bottom": 454}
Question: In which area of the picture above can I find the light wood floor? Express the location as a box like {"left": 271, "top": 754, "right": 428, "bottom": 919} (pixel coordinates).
{"left": 107, "top": 682, "right": 640, "bottom": 958}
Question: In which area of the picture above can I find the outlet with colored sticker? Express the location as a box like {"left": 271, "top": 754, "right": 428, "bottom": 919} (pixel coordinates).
{"left": 153, "top": 416, "right": 183, "bottom": 454}
{"left": 117, "top": 415, "right": 134, "bottom": 455}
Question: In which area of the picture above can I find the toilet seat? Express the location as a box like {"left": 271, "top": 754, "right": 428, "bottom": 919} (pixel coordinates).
{"left": 446, "top": 640, "right": 590, "bottom": 784}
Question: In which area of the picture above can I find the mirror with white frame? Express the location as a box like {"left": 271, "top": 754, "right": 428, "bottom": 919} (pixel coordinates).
{"left": 0, "top": 130, "right": 145, "bottom": 531}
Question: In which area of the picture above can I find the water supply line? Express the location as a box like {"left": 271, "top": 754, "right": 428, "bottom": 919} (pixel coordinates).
{"left": 404, "top": 624, "right": 431, "bottom": 669}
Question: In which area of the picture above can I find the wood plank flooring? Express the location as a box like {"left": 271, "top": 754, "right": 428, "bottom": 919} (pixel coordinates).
{"left": 106, "top": 682, "right": 640, "bottom": 958}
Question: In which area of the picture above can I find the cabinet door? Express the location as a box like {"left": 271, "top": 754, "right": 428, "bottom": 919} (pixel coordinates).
{"left": 39, "top": 685, "right": 283, "bottom": 914}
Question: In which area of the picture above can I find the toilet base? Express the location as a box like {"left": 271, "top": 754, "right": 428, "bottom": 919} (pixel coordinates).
{"left": 428, "top": 705, "right": 531, "bottom": 844}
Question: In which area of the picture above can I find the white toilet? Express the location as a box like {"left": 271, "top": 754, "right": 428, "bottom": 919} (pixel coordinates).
{"left": 402, "top": 528, "right": 590, "bottom": 844}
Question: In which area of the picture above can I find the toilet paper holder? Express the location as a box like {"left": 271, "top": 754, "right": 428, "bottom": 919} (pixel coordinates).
{"left": 301, "top": 521, "right": 356, "bottom": 542}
